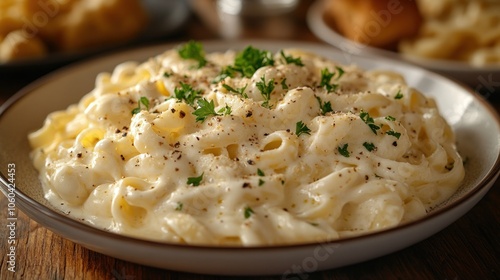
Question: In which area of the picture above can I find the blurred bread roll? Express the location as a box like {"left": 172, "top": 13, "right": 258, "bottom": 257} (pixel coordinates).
{"left": 0, "top": 1, "right": 24, "bottom": 38}
{"left": 23, "top": 0, "right": 149, "bottom": 51}
{"left": 0, "top": 30, "right": 47, "bottom": 61}
{"left": 0, "top": 0, "right": 148, "bottom": 62}
{"left": 324, "top": 0, "right": 422, "bottom": 48}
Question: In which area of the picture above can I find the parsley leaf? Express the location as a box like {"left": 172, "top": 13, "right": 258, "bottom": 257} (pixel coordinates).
{"left": 217, "top": 104, "right": 232, "bottom": 116}
{"left": 256, "top": 76, "right": 275, "bottom": 108}
{"left": 175, "top": 202, "right": 183, "bottom": 211}
{"left": 174, "top": 82, "right": 202, "bottom": 106}
{"left": 213, "top": 66, "right": 237, "bottom": 83}
{"left": 386, "top": 130, "right": 401, "bottom": 139}
{"left": 222, "top": 84, "right": 248, "bottom": 98}
{"left": 385, "top": 115, "right": 396, "bottom": 121}
{"left": 319, "top": 66, "right": 344, "bottom": 92}
{"left": 280, "top": 50, "right": 304, "bottom": 66}
{"left": 187, "top": 172, "right": 204, "bottom": 186}
{"left": 234, "top": 46, "right": 274, "bottom": 78}
{"left": 193, "top": 99, "right": 219, "bottom": 122}
{"left": 360, "top": 110, "right": 380, "bottom": 134}
{"left": 178, "top": 40, "right": 207, "bottom": 68}
{"left": 296, "top": 121, "right": 311, "bottom": 136}
{"left": 257, "top": 168, "right": 265, "bottom": 176}
{"left": 316, "top": 96, "right": 333, "bottom": 115}
{"left": 244, "top": 206, "right": 254, "bottom": 219}
{"left": 394, "top": 90, "right": 403, "bottom": 99}
{"left": 335, "top": 66, "right": 345, "bottom": 79}
{"left": 338, "top": 143, "right": 350, "bottom": 157}
{"left": 363, "top": 142, "right": 376, "bottom": 152}
{"left": 131, "top": 96, "right": 150, "bottom": 115}
{"left": 257, "top": 169, "right": 265, "bottom": 186}
{"left": 281, "top": 78, "right": 288, "bottom": 90}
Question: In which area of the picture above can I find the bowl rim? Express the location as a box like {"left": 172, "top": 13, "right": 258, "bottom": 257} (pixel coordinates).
{"left": 1, "top": 39, "right": 500, "bottom": 251}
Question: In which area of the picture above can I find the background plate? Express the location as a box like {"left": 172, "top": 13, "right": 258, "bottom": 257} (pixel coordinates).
{"left": 306, "top": 0, "right": 500, "bottom": 89}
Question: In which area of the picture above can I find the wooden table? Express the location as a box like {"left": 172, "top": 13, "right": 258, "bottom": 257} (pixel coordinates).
{"left": 1, "top": 1, "right": 499, "bottom": 279}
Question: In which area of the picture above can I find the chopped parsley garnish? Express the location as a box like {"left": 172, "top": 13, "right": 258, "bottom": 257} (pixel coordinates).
{"left": 363, "top": 142, "right": 376, "bottom": 152}
{"left": 335, "top": 66, "right": 345, "bottom": 79}
{"left": 316, "top": 96, "right": 333, "bottom": 115}
{"left": 296, "top": 121, "right": 311, "bottom": 136}
{"left": 256, "top": 76, "right": 275, "bottom": 108}
{"left": 131, "top": 96, "right": 150, "bottom": 115}
{"left": 338, "top": 143, "right": 350, "bottom": 157}
{"left": 281, "top": 78, "right": 288, "bottom": 90}
{"left": 244, "top": 206, "right": 254, "bottom": 219}
{"left": 394, "top": 90, "right": 404, "bottom": 99}
{"left": 173, "top": 82, "right": 202, "bottom": 106}
{"left": 385, "top": 115, "right": 396, "bottom": 121}
{"left": 360, "top": 110, "right": 380, "bottom": 134}
{"left": 234, "top": 46, "right": 275, "bottom": 78}
{"left": 178, "top": 40, "right": 207, "bottom": 68}
{"left": 257, "top": 169, "right": 265, "bottom": 186}
{"left": 222, "top": 84, "right": 248, "bottom": 98}
{"left": 213, "top": 66, "right": 237, "bottom": 83}
{"left": 193, "top": 99, "right": 220, "bottom": 122}
{"left": 175, "top": 202, "right": 183, "bottom": 211}
{"left": 217, "top": 104, "right": 232, "bottom": 116}
{"left": 257, "top": 168, "right": 265, "bottom": 176}
{"left": 319, "top": 66, "right": 344, "bottom": 92}
{"left": 187, "top": 173, "right": 204, "bottom": 186}
{"left": 386, "top": 130, "right": 401, "bottom": 139}
{"left": 163, "top": 71, "right": 173, "bottom": 78}
{"left": 280, "top": 50, "right": 304, "bottom": 66}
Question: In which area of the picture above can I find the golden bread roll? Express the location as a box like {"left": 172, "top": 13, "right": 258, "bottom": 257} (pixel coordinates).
{"left": 0, "top": 30, "right": 47, "bottom": 61}
{"left": 324, "top": 0, "right": 423, "bottom": 48}
{"left": 0, "top": 0, "right": 148, "bottom": 62}
{"left": 23, "top": 0, "right": 148, "bottom": 51}
{"left": 0, "top": 2, "right": 24, "bottom": 37}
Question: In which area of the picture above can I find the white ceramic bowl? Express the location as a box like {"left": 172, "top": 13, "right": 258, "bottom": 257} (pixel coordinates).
{"left": 306, "top": 0, "right": 500, "bottom": 90}
{"left": 1, "top": 40, "right": 499, "bottom": 276}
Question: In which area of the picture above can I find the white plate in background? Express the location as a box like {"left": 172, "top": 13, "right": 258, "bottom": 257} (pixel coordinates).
{"left": 306, "top": 0, "right": 500, "bottom": 90}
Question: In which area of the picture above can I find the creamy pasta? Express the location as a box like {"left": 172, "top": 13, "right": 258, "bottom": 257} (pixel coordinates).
{"left": 28, "top": 42, "right": 465, "bottom": 246}
{"left": 399, "top": 0, "right": 500, "bottom": 66}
